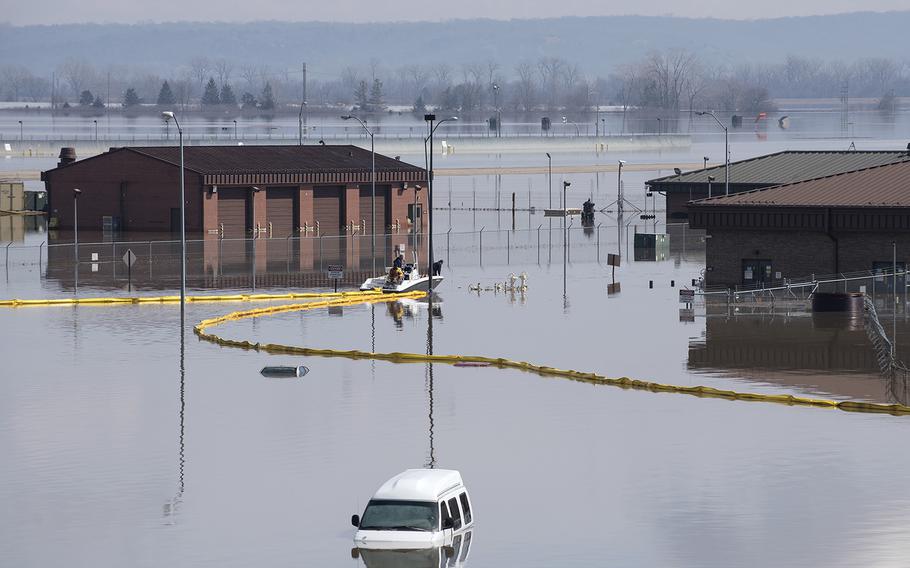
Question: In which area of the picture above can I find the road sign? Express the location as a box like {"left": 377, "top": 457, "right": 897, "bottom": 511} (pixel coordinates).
{"left": 327, "top": 270, "right": 344, "bottom": 279}
{"left": 679, "top": 289, "right": 695, "bottom": 303}
{"left": 122, "top": 249, "right": 137, "bottom": 267}
{"left": 607, "top": 253, "right": 621, "bottom": 267}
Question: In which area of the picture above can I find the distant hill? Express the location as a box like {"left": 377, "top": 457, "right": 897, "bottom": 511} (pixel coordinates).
{"left": 1, "top": 12, "right": 907, "bottom": 77}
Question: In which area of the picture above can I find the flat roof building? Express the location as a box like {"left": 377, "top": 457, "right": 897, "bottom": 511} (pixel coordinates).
{"left": 689, "top": 160, "right": 910, "bottom": 288}
{"left": 647, "top": 150, "right": 910, "bottom": 221}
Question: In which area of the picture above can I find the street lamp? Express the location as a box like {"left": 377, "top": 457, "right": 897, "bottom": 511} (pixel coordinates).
{"left": 491, "top": 84, "right": 501, "bottom": 138}
{"left": 697, "top": 111, "right": 729, "bottom": 196}
{"left": 707, "top": 175, "right": 715, "bottom": 198}
{"left": 18, "top": 120, "right": 23, "bottom": 144}
{"left": 423, "top": 113, "right": 458, "bottom": 295}
{"left": 563, "top": 180, "right": 571, "bottom": 298}
{"left": 162, "top": 111, "right": 187, "bottom": 316}
{"left": 93, "top": 120, "right": 98, "bottom": 141}
{"left": 617, "top": 160, "right": 627, "bottom": 216}
{"left": 656, "top": 117, "right": 662, "bottom": 136}
{"left": 299, "top": 101, "right": 307, "bottom": 145}
{"left": 73, "top": 188, "right": 81, "bottom": 261}
{"left": 545, "top": 152, "right": 552, "bottom": 208}
{"left": 233, "top": 120, "right": 237, "bottom": 141}
{"left": 341, "top": 114, "right": 377, "bottom": 275}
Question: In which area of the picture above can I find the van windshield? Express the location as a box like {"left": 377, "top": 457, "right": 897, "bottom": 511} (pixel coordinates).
{"left": 359, "top": 500, "right": 438, "bottom": 531}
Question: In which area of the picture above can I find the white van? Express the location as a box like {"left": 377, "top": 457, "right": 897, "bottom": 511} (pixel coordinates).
{"left": 352, "top": 469, "right": 474, "bottom": 550}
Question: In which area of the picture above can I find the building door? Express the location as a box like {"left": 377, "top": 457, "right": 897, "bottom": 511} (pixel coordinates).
{"left": 313, "top": 186, "right": 344, "bottom": 267}
{"left": 358, "top": 185, "right": 390, "bottom": 269}
{"left": 742, "top": 259, "right": 773, "bottom": 286}
{"left": 267, "top": 188, "right": 298, "bottom": 271}
{"left": 218, "top": 188, "right": 250, "bottom": 237}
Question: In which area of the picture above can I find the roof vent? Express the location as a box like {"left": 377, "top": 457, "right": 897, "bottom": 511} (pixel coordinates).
{"left": 58, "top": 147, "right": 76, "bottom": 167}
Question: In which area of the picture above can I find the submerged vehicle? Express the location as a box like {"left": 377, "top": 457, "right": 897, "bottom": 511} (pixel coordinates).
{"left": 352, "top": 530, "right": 473, "bottom": 568}
{"left": 351, "top": 469, "right": 473, "bottom": 550}
{"left": 359, "top": 249, "right": 443, "bottom": 293}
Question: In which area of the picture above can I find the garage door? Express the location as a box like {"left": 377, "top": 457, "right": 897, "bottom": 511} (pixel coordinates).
{"left": 358, "top": 185, "right": 390, "bottom": 234}
{"left": 218, "top": 188, "right": 249, "bottom": 237}
{"left": 267, "top": 188, "right": 297, "bottom": 237}
{"left": 314, "top": 186, "right": 343, "bottom": 235}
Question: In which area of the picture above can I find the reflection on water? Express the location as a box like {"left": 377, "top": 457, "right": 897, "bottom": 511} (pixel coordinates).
{"left": 689, "top": 307, "right": 910, "bottom": 404}
{"left": 355, "top": 530, "right": 472, "bottom": 568}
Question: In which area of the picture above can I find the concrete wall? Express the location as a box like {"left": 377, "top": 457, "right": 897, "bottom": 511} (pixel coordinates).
{"left": 705, "top": 228, "right": 910, "bottom": 287}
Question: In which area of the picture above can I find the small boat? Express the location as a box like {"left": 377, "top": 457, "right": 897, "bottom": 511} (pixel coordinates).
{"left": 260, "top": 365, "right": 309, "bottom": 378}
{"left": 359, "top": 248, "right": 444, "bottom": 294}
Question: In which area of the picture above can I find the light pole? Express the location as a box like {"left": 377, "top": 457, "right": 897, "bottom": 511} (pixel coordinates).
{"left": 656, "top": 117, "right": 661, "bottom": 136}
{"left": 617, "top": 160, "right": 626, "bottom": 216}
{"left": 546, "top": 152, "right": 552, "bottom": 208}
{"left": 697, "top": 111, "right": 729, "bottom": 196}
{"left": 73, "top": 187, "right": 81, "bottom": 262}
{"left": 492, "top": 84, "right": 501, "bottom": 138}
{"left": 233, "top": 120, "right": 237, "bottom": 141}
{"left": 18, "top": 120, "right": 23, "bottom": 144}
{"left": 341, "top": 115, "right": 377, "bottom": 274}
{"left": 424, "top": 114, "right": 458, "bottom": 290}
{"left": 707, "top": 175, "right": 715, "bottom": 198}
{"left": 563, "top": 180, "right": 571, "bottom": 298}
{"left": 703, "top": 156, "right": 709, "bottom": 171}
{"left": 73, "top": 188, "right": 81, "bottom": 292}
{"left": 298, "top": 102, "right": 307, "bottom": 145}
{"left": 162, "top": 111, "right": 187, "bottom": 316}
{"left": 93, "top": 120, "right": 98, "bottom": 141}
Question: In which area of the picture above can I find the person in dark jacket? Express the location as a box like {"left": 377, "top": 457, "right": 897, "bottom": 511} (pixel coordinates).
{"left": 432, "top": 260, "right": 444, "bottom": 276}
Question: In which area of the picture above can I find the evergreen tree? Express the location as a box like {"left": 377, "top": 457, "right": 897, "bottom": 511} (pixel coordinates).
{"left": 240, "top": 92, "right": 257, "bottom": 109}
{"left": 354, "top": 80, "right": 369, "bottom": 111}
{"left": 368, "top": 78, "right": 385, "bottom": 111}
{"left": 156, "top": 81, "right": 176, "bottom": 106}
{"left": 260, "top": 82, "right": 275, "bottom": 110}
{"left": 220, "top": 83, "right": 237, "bottom": 106}
{"left": 201, "top": 77, "right": 220, "bottom": 106}
{"left": 122, "top": 88, "right": 141, "bottom": 108}
{"left": 412, "top": 94, "right": 427, "bottom": 114}
{"left": 79, "top": 89, "right": 94, "bottom": 106}
{"left": 91, "top": 95, "right": 105, "bottom": 108}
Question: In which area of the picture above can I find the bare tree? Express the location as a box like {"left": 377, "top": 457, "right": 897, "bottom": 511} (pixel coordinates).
{"left": 537, "top": 57, "right": 564, "bottom": 110}
{"left": 58, "top": 58, "right": 96, "bottom": 100}
{"left": 514, "top": 62, "right": 536, "bottom": 112}
{"left": 188, "top": 56, "right": 210, "bottom": 90}
{"left": 240, "top": 64, "right": 259, "bottom": 92}
{"left": 213, "top": 59, "right": 233, "bottom": 87}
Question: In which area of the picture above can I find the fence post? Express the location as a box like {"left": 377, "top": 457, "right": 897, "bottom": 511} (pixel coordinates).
{"left": 537, "top": 224, "right": 541, "bottom": 265}
{"left": 447, "top": 228, "right": 451, "bottom": 266}
{"left": 479, "top": 227, "right": 484, "bottom": 266}
{"left": 251, "top": 236, "right": 257, "bottom": 292}
{"left": 39, "top": 241, "right": 45, "bottom": 274}
{"left": 507, "top": 230, "right": 510, "bottom": 265}
{"left": 319, "top": 235, "right": 323, "bottom": 270}
{"left": 596, "top": 223, "right": 601, "bottom": 263}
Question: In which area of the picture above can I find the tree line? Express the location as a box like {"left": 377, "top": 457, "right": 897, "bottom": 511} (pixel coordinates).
{"left": 1, "top": 53, "right": 907, "bottom": 115}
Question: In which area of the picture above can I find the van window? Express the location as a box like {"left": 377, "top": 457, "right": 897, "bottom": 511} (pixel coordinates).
{"left": 447, "top": 497, "right": 462, "bottom": 530}
{"left": 439, "top": 501, "right": 450, "bottom": 529}
{"left": 459, "top": 493, "right": 472, "bottom": 524}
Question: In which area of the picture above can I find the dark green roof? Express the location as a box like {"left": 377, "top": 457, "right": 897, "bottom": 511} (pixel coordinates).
{"left": 647, "top": 150, "right": 910, "bottom": 189}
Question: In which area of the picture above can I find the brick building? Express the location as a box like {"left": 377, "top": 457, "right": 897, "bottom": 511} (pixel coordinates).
{"left": 647, "top": 150, "right": 910, "bottom": 221}
{"left": 42, "top": 145, "right": 428, "bottom": 236}
{"left": 689, "top": 160, "right": 910, "bottom": 287}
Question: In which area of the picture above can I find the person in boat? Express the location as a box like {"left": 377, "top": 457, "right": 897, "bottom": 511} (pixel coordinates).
{"left": 389, "top": 254, "right": 405, "bottom": 284}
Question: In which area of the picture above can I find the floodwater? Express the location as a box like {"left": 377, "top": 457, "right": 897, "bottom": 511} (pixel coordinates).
{"left": 2, "top": 108, "right": 910, "bottom": 567}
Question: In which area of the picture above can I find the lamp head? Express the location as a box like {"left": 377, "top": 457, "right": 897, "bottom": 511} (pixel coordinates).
{"left": 696, "top": 111, "right": 706, "bottom": 116}
{"left": 73, "top": 188, "right": 82, "bottom": 196}
{"left": 448, "top": 116, "right": 458, "bottom": 121}
{"left": 546, "top": 152, "right": 551, "bottom": 159}
{"left": 341, "top": 115, "right": 352, "bottom": 120}
{"left": 618, "top": 160, "right": 627, "bottom": 165}
{"left": 424, "top": 114, "right": 436, "bottom": 122}
{"left": 318, "top": 140, "right": 325, "bottom": 145}
{"left": 674, "top": 168, "right": 682, "bottom": 175}
{"left": 162, "top": 111, "right": 175, "bottom": 120}
{"left": 707, "top": 175, "right": 716, "bottom": 182}
{"left": 563, "top": 181, "right": 571, "bottom": 188}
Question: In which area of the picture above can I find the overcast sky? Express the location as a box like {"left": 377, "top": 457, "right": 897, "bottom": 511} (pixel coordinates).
{"left": 2, "top": 0, "right": 907, "bottom": 25}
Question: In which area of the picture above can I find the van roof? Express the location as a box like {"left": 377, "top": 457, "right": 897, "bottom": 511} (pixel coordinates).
{"left": 373, "top": 469, "right": 464, "bottom": 502}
